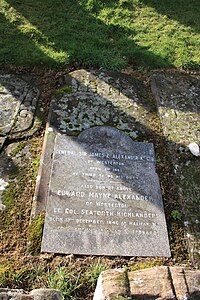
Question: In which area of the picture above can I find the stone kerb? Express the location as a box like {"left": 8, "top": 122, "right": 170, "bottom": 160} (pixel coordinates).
{"left": 93, "top": 266, "right": 200, "bottom": 300}
{"left": 0, "top": 289, "right": 62, "bottom": 300}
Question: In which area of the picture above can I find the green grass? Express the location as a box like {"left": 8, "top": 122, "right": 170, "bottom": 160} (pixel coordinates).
{"left": 0, "top": 0, "right": 199, "bottom": 70}
{"left": 47, "top": 267, "right": 84, "bottom": 300}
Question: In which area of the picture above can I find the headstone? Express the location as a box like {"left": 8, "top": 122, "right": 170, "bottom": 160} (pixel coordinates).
{"left": 41, "top": 126, "right": 170, "bottom": 256}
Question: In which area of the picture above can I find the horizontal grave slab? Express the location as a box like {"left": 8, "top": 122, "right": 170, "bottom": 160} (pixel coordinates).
{"left": 41, "top": 126, "right": 170, "bottom": 257}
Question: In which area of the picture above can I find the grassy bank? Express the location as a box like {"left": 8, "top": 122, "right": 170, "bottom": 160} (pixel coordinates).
{"left": 0, "top": 0, "right": 199, "bottom": 70}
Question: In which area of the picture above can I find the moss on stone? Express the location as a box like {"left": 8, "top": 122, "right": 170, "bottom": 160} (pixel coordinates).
{"left": 129, "top": 261, "right": 162, "bottom": 272}
{"left": 10, "top": 141, "right": 26, "bottom": 157}
{"left": 27, "top": 214, "right": 45, "bottom": 255}
{"left": 54, "top": 85, "right": 73, "bottom": 97}
{"left": 111, "top": 296, "right": 130, "bottom": 300}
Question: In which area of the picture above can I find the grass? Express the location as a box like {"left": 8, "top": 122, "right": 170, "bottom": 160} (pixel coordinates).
{"left": 0, "top": 0, "right": 199, "bottom": 70}
{"left": 47, "top": 267, "right": 84, "bottom": 300}
{"left": 85, "top": 258, "right": 107, "bottom": 288}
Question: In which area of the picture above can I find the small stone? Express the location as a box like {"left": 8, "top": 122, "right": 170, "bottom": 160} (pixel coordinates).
{"left": 129, "top": 131, "right": 138, "bottom": 139}
{"left": 0, "top": 178, "right": 9, "bottom": 191}
{"left": 30, "top": 289, "right": 62, "bottom": 300}
{"left": 0, "top": 203, "right": 6, "bottom": 211}
{"left": 188, "top": 142, "right": 200, "bottom": 157}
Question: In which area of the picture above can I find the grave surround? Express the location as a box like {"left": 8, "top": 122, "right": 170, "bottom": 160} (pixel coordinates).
{"left": 33, "top": 69, "right": 171, "bottom": 257}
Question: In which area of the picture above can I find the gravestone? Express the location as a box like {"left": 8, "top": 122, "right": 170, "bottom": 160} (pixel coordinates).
{"left": 41, "top": 126, "right": 170, "bottom": 256}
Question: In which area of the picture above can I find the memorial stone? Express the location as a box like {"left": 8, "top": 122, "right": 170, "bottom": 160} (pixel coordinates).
{"left": 41, "top": 126, "right": 170, "bottom": 256}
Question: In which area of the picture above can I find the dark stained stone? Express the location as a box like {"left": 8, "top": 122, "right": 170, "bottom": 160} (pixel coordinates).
{"left": 0, "top": 74, "right": 40, "bottom": 144}
{"left": 41, "top": 126, "right": 170, "bottom": 257}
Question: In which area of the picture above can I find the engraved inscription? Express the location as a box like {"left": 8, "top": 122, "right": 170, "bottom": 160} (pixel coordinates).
{"left": 48, "top": 145, "right": 158, "bottom": 236}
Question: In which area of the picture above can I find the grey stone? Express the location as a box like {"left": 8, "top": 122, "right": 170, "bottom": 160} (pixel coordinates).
{"left": 0, "top": 289, "right": 61, "bottom": 300}
{"left": 30, "top": 289, "right": 62, "bottom": 300}
{"left": 0, "top": 289, "right": 32, "bottom": 300}
{"left": 0, "top": 137, "right": 6, "bottom": 152}
{"left": 49, "top": 69, "right": 155, "bottom": 138}
{"left": 41, "top": 126, "right": 170, "bottom": 256}
{"left": 151, "top": 71, "right": 200, "bottom": 266}
{"left": 0, "top": 74, "right": 40, "bottom": 145}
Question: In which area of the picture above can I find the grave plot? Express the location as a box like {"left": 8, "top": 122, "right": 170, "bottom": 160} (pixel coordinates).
{"left": 33, "top": 69, "right": 170, "bottom": 257}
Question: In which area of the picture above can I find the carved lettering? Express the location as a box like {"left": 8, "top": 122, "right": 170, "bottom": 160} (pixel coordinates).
{"left": 89, "top": 192, "right": 111, "bottom": 199}
{"left": 57, "top": 190, "right": 85, "bottom": 197}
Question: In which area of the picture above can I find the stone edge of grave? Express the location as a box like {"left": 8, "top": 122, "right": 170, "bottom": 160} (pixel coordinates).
{"left": 31, "top": 91, "right": 57, "bottom": 218}
{"left": 93, "top": 266, "right": 200, "bottom": 300}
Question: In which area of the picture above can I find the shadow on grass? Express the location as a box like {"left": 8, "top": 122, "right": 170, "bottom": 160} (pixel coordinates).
{"left": 1, "top": 0, "right": 170, "bottom": 69}
{"left": 140, "top": 0, "right": 200, "bottom": 33}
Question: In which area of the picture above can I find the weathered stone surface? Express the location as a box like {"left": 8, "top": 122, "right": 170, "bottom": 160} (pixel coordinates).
{"left": 30, "top": 289, "right": 62, "bottom": 300}
{"left": 0, "top": 289, "right": 62, "bottom": 300}
{"left": 0, "top": 289, "right": 33, "bottom": 300}
{"left": 32, "top": 129, "right": 56, "bottom": 216}
{"left": 0, "top": 73, "right": 40, "bottom": 146}
{"left": 151, "top": 71, "right": 200, "bottom": 266}
{"left": 34, "top": 69, "right": 157, "bottom": 216}
{"left": 184, "top": 269, "right": 200, "bottom": 296}
{"left": 93, "top": 267, "right": 200, "bottom": 300}
{"left": 41, "top": 126, "right": 170, "bottom": 256}
{"left": 0, "top": 137, "right": 6, "bottom": 152}
{"left": 0, "top": 149, "right": 16, "bottom": 210}
{"left": 129, "top": 266, "right": 174, "bottom": 299}
{"left": 93, "top": 269, "right": 130, "bottom": 300}
{"left": 50, "top": 69, "right": 156, "bottom": 138}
